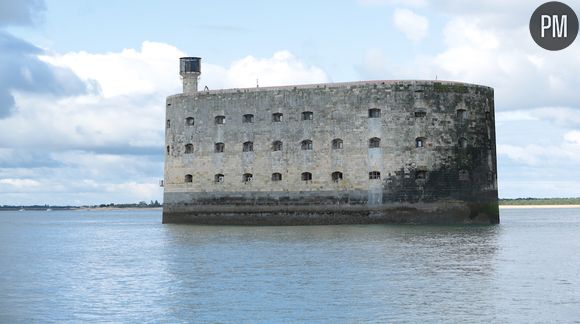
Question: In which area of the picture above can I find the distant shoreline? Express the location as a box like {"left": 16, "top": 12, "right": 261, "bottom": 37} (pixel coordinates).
{"left": 76, "top": 207, "right": 162, "bottom": 211}
{"left": 3, "top": 205, "right": 580, "bottom": 212}
{"left": 500, "top": 205, "right": 580, "bottom": 209}
{"left": 0, "top": 207, "right": 163, "bottom": 211}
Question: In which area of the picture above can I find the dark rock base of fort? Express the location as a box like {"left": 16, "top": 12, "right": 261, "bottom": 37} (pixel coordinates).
{"left": 162, "top": 191, "right": 499, "bottom": 225}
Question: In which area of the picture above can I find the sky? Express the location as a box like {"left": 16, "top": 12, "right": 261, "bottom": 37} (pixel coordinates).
{"left": 1, "top": 0, "right": 580, "bottom": 205}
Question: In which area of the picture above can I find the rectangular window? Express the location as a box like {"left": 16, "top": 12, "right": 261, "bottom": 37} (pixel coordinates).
{"left": 272, "top": 173, "right": 282, "bottom": 181}
{"left": 243, "top": 114, "right": 254, "bottom": 123}
{"left": 243, "top": 173, "right": 253, "bottom": 183}
{"left": 272, "top": 113, "right": 283, "bottom": 122}
{"left": 457, "top": 109, "right": 467, "bottom": 122}
{"left": 368, "top": 108, "right": 381, "bottom": 118}
{"left": 369, "top": 171, "right": 381, "bottom": 180}
{"left": 215, "top": 115, "right": 226, "bottom": 124}
{"left": 272, "top": 141, "right": 283, "bottom": 151}
{"left": 243, "top": 142, "right": 253, "bottom": 152}
{"left": 215, "top": 174, "right": 224, "bottom": 183}
{"left": 215, "top": 143, "right": 224, "bottom": 153}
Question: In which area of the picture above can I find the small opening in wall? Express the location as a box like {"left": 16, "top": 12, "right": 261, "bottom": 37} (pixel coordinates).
{"left": 369, "top": 137, "right": 381, "bottom": 148}
{"left": 185, "top": 117, "right": 194, "bottom": 126}
{"left": 215, "top": 174, "right": 224, "bottom": 183}
{"left": 368, "top": 108, "right": 381, "bottom": 118}
{"left": 301, "top": 172, "right": 312, "bottom": 181}
{"left": 302, "top": 111, "right": 313, "bottom": 121}
{"left": 166, "top": 120, "right": 170, "bottom": 128}
{"left": 243, "top": 141, "right": 253, "bottom": 152}
{"left": 415, "top": 170, "right": 427, "bottom": 180}
{"left": 215, "top": 142, "right": 224, "bottom": 153}
{"left": 369, "top": 171, "right": 381, "bottom": 180}
{"left": 184, "top": 174, "right": 193, "bottom": 183}
{"left": 243, "top": 114, "right": 254, "bottom": 123}
{"left": 332, "top": 138, "right": 343, "bottom": 149}
{"left": 301, "top": 139, "right": 313, "bottom": 150}
{"left": 215, "top": 115, "right": 225, "bottom": 125}
{"left": 414, "top": 110, "right": 426, "bottom": 117}
{"left": 272, "top": 173, "right": 282, "bottom": 181}
{"left": 185, "top": 144, "right": 193, "bottom": 154}
{"left": 457, "top": 109, "right": 467, "bottom": 122}
{"left": 332, "top": 171, "right": 343, "bottom": 182}
{"left": 415, "top": 137, "right": 425, "bottom": 148}
{"left": 272, "top": 141, "right": 283, "bottom": 151}
{"left": 272, "top": 113, "right": 283, "bottom": 122}
{"left": 166, "top": 146, "right": 170, "bottom": 155}
{"left": 243, "top": 173, "right": 253, "bottom": 183}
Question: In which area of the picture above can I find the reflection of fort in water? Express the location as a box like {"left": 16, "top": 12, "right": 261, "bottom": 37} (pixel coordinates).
{"left": 162, "top": 57, "right": 499, "bottom": 225}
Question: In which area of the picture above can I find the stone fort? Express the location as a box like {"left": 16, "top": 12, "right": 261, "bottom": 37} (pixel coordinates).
{"left": 162, "top": 57, "right": 499, "bottom": 225}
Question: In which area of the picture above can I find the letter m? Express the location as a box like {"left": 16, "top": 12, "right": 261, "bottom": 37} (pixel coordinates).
{"left": 553, "top": 15, "right": 568, "bottom": 38}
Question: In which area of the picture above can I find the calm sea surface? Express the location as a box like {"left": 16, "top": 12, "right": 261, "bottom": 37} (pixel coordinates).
{"left": 1, "top": 208, "right": 579, "bottom": 323}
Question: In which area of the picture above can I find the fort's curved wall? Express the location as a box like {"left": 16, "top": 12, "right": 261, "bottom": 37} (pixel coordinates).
{"left": 163, "top": 80, "right": 499, "bottom": 225}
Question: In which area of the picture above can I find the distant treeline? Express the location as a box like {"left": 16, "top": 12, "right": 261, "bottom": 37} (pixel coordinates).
{"left": 0, "top": 200, "right": 162, "bottom": 210}
{"left": 499, "top": 198, "right": 580, "bottom": 205}
{"left": 93, "top": 200, "right": 162, "bottom": 208}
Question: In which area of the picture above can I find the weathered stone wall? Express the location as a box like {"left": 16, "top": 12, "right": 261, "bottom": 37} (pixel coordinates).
{"left": 163, "top": 80, "right": 499, "bottom": 224}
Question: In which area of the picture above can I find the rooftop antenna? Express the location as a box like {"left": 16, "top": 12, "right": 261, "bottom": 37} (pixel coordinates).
{"left": 256, "top": 77, "right": 259, "bottom": 88}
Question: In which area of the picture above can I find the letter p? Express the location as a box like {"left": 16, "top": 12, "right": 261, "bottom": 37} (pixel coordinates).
{"left": 541, "top": 15, "right": 552, "bottom": 37}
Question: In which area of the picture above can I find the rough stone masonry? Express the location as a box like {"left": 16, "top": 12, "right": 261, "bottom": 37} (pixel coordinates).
{"left": 162, "top": 57, "right": 499, "bottom": 225}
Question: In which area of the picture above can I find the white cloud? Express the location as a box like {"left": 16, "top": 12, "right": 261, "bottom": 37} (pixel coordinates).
{"left": 200, "top": 51, "right": 328, "bottom": 90}
{"left": 495, "top": 111, "right": 537, "bottom": 123}
{"left": 497, "top": 144, "right": 544, "bottom": 166}
{"left": 106, "top": 182, "right": 159, "bottom": 199}
{"left": 393, "top": 9, "right": 429, "bottom": 42}
{"left": 497, "top": 133, "right": 580, "bottom": 166}
{"left": 357, "top": 2, "right": 580, "bottom": 197}
{"left": 360, "top": 48, "right": 391, "bottom": 79}
{"left": 0, "top": 45, "right": 328, "bottom": 205}
{"left": 564, "top": 131, "right": 580, "bottom": 145}
{"left": 527, "top": 107, "right": 580, "bottom": 127}
{"left": 442, "top": 17, "right": 499, "bottom": 49}
{"left": 0, "top": 178, "right": 40, "bottom": 188}
{"left": 362, "top": 15, "right": 580, "bottom": 111}
{"left": 1, "top": 47, "right": 328, "bottom": 153}
{"left": 40, "top": 41, "right": 184, "bottom": 98}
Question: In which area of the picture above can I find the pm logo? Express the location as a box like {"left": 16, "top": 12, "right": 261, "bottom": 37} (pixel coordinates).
{"left": 530, "top": 1, "right": 578, "bottom": 50}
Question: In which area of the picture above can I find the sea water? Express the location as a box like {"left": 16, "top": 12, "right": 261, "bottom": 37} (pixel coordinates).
{"left": 1, "top": 208, "right": 579, "bottom": 323}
